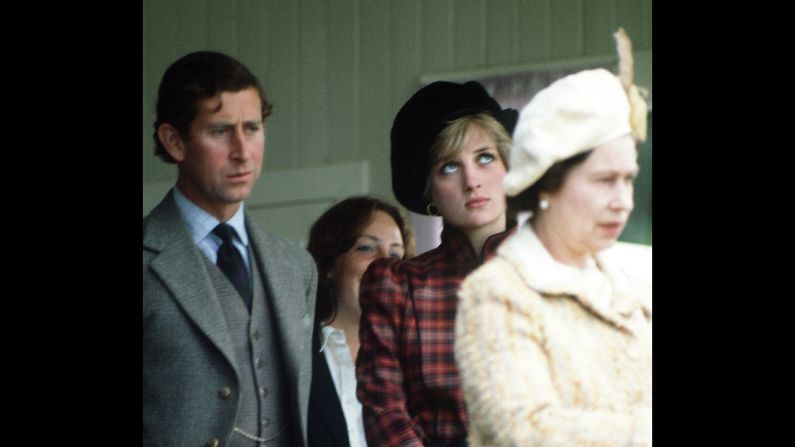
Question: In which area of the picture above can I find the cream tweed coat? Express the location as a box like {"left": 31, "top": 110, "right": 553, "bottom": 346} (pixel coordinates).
{"left": 455, "top": 224, "right": 651, "bottom": 447}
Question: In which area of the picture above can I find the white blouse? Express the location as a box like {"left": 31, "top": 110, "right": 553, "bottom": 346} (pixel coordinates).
{"left": 320, "top": 325, "right": 368, "bottom": 447}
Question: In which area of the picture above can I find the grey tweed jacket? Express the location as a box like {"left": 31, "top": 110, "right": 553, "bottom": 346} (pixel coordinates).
{"left": 143, "top": 191, "right": 317, "bottom": 447}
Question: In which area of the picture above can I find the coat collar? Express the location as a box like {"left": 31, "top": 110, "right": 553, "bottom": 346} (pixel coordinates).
{"left": 498, "top": 224, "right": 651, "bottom": 332}
{"left": 438, "top": 224, "right": 516, "bottom": 265}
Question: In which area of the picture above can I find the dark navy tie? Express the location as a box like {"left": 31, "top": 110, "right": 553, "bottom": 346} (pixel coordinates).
{"left": 213, "top": 223, "right": 252, "bottom": 310}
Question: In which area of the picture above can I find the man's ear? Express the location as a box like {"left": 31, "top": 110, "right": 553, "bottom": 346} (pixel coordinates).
{"left": 157, "top": 123, "right": 187, "bottom": 162}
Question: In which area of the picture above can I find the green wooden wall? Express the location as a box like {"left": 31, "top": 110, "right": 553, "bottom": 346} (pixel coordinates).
{"left": 143, "top": 0, "right": 652, "bottom": 244}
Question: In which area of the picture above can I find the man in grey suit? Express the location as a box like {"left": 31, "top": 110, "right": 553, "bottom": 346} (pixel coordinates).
{"left": 143, "top": 51, "right": 317, "bottom": 447}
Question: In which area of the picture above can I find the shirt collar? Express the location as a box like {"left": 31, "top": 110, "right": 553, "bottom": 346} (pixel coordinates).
{"left": 319, "top": 325, "right": 345, "bottom": 353}
{"left": 172, "top": 186, "right": 249, "bottom": 247}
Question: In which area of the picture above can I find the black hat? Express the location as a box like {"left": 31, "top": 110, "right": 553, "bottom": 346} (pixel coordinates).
{"left": 390, "top": 81, "right": 518, "bottom": 215}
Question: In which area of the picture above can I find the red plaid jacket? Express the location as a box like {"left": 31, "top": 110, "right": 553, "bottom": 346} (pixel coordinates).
{"left": 356, "top": 225, "right": 515, "bottom": 446}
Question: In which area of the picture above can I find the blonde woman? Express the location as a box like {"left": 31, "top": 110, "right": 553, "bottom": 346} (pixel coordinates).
{"left": 356, "top": 81, "right": 518, "bottom": 447}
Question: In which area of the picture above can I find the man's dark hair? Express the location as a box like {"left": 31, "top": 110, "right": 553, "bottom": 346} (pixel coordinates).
{"left": 153, "top": 51, "right": 273, "bottom": 163}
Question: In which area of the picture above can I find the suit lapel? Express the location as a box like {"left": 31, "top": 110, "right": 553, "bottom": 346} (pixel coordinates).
{"left": 144, "top": 192, "right": 238, "bottom": 374}
{"left": 247, "top": 219, "right": 308, "bottom": 376}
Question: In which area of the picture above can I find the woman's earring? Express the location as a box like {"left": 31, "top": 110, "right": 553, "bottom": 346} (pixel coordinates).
{"left": 426, "top": 203, "right": 440, "bottom": 216}
{"left": 539, "top": 199, "right": 549, "bottom": 211}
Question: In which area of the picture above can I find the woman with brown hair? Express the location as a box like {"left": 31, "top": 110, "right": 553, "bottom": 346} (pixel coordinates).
{"left": 307, "top": 196, "right": 413, "bottom": 447}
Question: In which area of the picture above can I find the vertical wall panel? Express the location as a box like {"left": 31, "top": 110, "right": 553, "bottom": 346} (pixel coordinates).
{"left": 205, "top": 0, "right": 237, "bottom": 53}
{"left": 326, "top": 0, "right": 360, "bottom": 164}
{"left": 640, "top": 0, "right": 652, "bottom": 49}
{"left": 358, "top": 0, "right": 390, "bottom": 195}
{"left": 265, "top": 1, "right": 300, "bottom": 171}
{"left": 420, "top": 0, "right": 454, "bottom": 74}
{"left": 550, "top": 0, "right": 583, "bottom": 58}
{"left": 453, "top": 0, "right": 486, "bottom": 69}
{"left": 486, "top": 0, "right": 518, "bottom": 66}
{"left": 616, "top": 0, "right": 646, "bottom": 48}
{"left": 389, "top": 1, "right": 422, "bottom": 118}
{"left": 298, "top": 0, "right": 330, "bottom": 166}
{"left": 174, "top": 0, "right": 208, "bottom": 56}
{"left": 236, "top": 0, "right": 270, "bottom": 85}
{"left": 583, "top": 0, "right": 616, "bottom": 55}
{"left": 516, "top": 0, "right": 550, "bottom": 63}
{"left": 389, "top": 1, "right": 422, "bottom": 108}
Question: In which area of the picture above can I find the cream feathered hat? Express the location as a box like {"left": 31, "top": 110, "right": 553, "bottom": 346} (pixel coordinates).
{"left": 503, "top": 28, "right": 648, "bottom": 197}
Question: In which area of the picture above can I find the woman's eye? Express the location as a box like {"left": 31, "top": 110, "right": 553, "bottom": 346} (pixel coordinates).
{"left": 389, "top": 251, "right": 403, "bottom": 259}
{"left": 477, "top": 153, "right": 496, "bottom": 164}
{"left": 355, "top": 245, "right": 375, "bottom": 253}
{"left": 440, "top": 163, "right": 458, "bottom": 175}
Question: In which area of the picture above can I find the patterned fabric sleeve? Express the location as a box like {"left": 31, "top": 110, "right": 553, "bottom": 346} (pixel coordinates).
{"left": 356, "top": 258, "right": 425, "bottom": 447}
{"left": 455, "top": 263, "right": 651, "bottom": 447}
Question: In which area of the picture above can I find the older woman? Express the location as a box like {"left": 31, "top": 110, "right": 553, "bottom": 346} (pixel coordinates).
{"left": 307, "top": 196, "right": 413, "bottom": 447}
{"left": 356, "top": 81, "right": 518, "bottom": 447}
{"left": 455, "top": 29, "right": 652, "bottom": 447}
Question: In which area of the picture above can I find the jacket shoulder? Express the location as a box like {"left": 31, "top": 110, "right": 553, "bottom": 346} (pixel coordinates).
{"left": 250, "top": 223, "right": 312, "bottom": 263}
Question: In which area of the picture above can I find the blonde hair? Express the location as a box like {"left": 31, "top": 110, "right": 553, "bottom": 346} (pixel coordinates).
{"left": 422, "top": 112, "right": 512, "bottom": 202}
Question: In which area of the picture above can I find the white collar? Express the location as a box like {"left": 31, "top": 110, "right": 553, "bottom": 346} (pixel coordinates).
{"left": 319, "top": 325, "right": 346, "bottom": 353}
{"left": 498, "top": 224, "right": 652, "bottom": 328}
